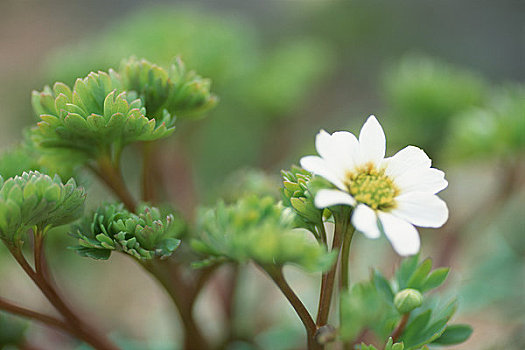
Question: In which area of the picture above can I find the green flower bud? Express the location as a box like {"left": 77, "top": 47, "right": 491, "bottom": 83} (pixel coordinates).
{"left": 0, "top": 171, "right": 85, "bottom": 245}
{"left": 120, "top": 57, "right": 218, "bottom": 119}
{"left": 193, "top": 196, "right": 334, "bottom": 272}
{"left": 394, "top": 288, "right": 423, "bottom": 314}
{"left": 72, "top": 203, "right": 183, "bottom": 261}
{"left": 281, "top": 166, "right": 323, "bottom": 231}
{"left": 30, "top": 69, "right": 176, "bottom": 169}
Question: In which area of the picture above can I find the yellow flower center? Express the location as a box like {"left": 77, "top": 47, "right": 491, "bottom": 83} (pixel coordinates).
{"left": 345, "top": 163, "right": 399, "bottom": 210}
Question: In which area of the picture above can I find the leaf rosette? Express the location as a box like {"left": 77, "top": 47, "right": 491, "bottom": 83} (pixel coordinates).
{"left": 31, "top": 70, "right": 175, "bottom": 167}
{"left": 72, "top": 203, "right": 183, "bottom": 261}
{"left": 120, "top": 57, "right": 218, "bottom": 119}
{"left": 0, "top": 171, "right": 86, "bottom": 246}
{"left": 192, "top": 195, "right": 333, "bottom": 272}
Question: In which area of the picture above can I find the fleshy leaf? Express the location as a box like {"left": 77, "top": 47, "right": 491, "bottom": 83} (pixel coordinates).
{"left": 193, "top": 195, "right": 333, "bottom": 272}
{"left": 71, "top": 202, "right": 184, "bottom": 261}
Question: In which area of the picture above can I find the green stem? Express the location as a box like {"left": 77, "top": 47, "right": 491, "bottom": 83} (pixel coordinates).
{"left": 220, "top": 264, "right": 240, "bottom": 346}
{"left": 141, "top": 141, "right": 157, "bottom": 203}
{"left": 90, "top": 155, "right": 137, "bottom": 212}
{"left": 318, "top": 223, "right": 328, "bottom": 246}
{"left": 340, "top": 225, "right": 356, "bottom": 350}
{"left": 316, "top": 213, "right": 349, "bottom": 327}
{"left": 259, "top": 264, "right": 321, "bottom": 350}
{"left": 340, "top": 226, "right": 356, "bottom": 292}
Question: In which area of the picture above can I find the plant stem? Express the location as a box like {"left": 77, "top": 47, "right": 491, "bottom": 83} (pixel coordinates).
{"left": 340, "top": 225, "right": 356, "bottom": 350}
{"left": 316, "top": 213, "right": 348, "bottom": 327}
{"left": 340, "top": 226, "right": 356, "bottom": 292}
{"left": 0, "top": 297, "right": 72, "bottom": 334}
{"left": 8, "top": 246, "right": 119, "bottom": 350}
{"left": 259, "top": 264, "right": 321, "bottom": 350}
{"left": 318, "top": 223, "right": 328, "bottom": 246}
{"left": 33, "top": 228, "right": 51, "bottom": 282}
{"left": 90, "top": 156, "right": 137, "bottom": 212}
{"left": 141, "top": 259, "right": 210, "bottom": 350}
{"left": 390, "top": 313, "right": 410, "bottom": 343}
{"left": 141, "top": 141, "right": 157, "bottom": 203}
{"left": 219, "top": 264, "right": 240, "bottom": 346}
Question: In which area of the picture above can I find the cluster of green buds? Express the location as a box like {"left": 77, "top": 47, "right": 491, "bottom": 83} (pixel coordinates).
{"left": 30, "top": 70, "right": 174, "bottom": 166}
{"left": 281, "top": 166, "right": 324, "bottom": 234}
{"left": 120, "top": 57, "right": 218, "bottom": 119}
{"left": 71, "top": 203, "right": 183, "bottom": 260}
{"left": 192, "top": 195, "right": 333, "bottom": 272}
{"left": 447, "top": 84, "right": 525, "bottom": 160}
{"left": 0, "top": 171, "right": 85, "bottom": 246}
{"left": 30, "top": 57, "right": 217, "bottom": 170}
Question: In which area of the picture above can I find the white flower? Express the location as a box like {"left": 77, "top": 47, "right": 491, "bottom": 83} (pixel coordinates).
{"left": 300, "top": 115, "right": 448, "bottom": 256}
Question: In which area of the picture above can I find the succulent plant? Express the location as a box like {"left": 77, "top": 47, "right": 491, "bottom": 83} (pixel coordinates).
{"left": 120, "top": 57, "right": 218, "bottom": 119}
{"left": 192, "top": 195, "right": 333, "bottom": 272}
{"left": 0, "top": 171, "right": 85, "bottom": 245}
{"left": 30, "top": 69, "right": 175, "bottom": 168}
{"left": 72, "top": 203, "right": 183, "bottom": 260}
{"left": 446, "top": 84, "right": 525, "bottom": 160}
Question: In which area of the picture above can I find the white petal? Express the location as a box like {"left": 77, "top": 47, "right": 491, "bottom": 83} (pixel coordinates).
{"left": 300, "top": 155, "right": 346, "bottom": 190}
{"left": 384, "top": 146, "right": 431, "bottom": 178}
{"left": 314, "top": 130, "right": 359, "bottom": 181}
{"left": 358, "top": 115, "right": 386, "bottom": 165}
{"left": 378, "top": 212, "right": 420, "bottom": 256}
{"left": 314, "top": 189, "right": 356, "bottom": 208}
{"left": 392, "top": 192, "right": 449, "bottom": 228}
{"left": 395, "top": 168, "right": 448, "bottom": 194}
{"left": 351, "top": 204, "right": 380, "bottom": 239}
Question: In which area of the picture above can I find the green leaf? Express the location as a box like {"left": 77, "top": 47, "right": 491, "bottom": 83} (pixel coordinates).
{"left": 194, "top": 196, "right": 331, "bottom": 272}
{"left": 72, "top": 202, "right": 183, "bottom": 261}
{"left": 421, "top": 267, "right": 449, "bottom": 292}
{"left": 64, "top": 113, "right": 90, "bottom": 132}
{"left": 432, "top": 324, "right": 473, "bottom": 345}
{"left": 373, "top": 269, "right": 394, "bottom": 303}
{"left": 407, "top": 258, "right": 432, "bottom": 290}
{"left": 43, "top": 183, "right": 61, "bottom": 202}
{"left": 403, "top": 310, "right": 431, "bottom": 341}
{"left": 396, "top": 255, "right": 419, "bottom": 290}
{"left": 76, "top": 247, "right": 112, "bottom": 260}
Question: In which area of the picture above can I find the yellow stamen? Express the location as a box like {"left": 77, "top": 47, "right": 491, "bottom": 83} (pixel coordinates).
{"left": 345, "top": 163, "right": 399, "bottom": 210}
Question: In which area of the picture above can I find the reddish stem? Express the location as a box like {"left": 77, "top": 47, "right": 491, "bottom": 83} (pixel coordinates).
{"left": 8, "top": 246, "right": 119, "bottom": 350}
{"left": 390, "top": 313, "right": 410, "bottom": 344}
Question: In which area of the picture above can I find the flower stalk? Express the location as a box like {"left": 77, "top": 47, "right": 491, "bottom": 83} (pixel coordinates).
{"left": 259, "top": 264, "right": 321, "bottom": 350}
{"left": 316, "top": 211, "right": 351, "bottom": 327}
{"left": 0, "top": 297, "right": 72, "bottom": 334}
{"left": 141, "top": 141, "right": 157, "bottom": 203}
{"left": 7, "top": 244, "right": 119, "bottom": 350}
{"left": 90, "top": 155, "right": 137, "bottom": 212}
{"left": 141, "top": 258, "right": 213, "bottom": 350}
{"left": 390, "top": 312, "right": 410, "bottom": 343}
{"left": 340, "top": 225, "right": 356, "bottom": 292}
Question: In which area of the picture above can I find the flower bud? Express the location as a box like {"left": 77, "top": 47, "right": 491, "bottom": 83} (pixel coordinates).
{"left": 394, "top": 288, "right": 423, "bottom": 314}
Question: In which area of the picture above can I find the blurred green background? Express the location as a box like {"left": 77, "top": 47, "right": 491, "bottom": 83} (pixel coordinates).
{"left": 0, "top": 0, "right": 523, "bottom": 349}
